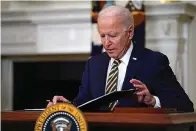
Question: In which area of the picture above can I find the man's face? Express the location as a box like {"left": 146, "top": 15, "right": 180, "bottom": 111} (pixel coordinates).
{"left": 98, "top": 16, "right": 133, "bottom": 59}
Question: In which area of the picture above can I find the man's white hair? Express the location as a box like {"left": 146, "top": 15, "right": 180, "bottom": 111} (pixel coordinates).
{"left": 98, "top": 5, "right": 134, "bottom": 30}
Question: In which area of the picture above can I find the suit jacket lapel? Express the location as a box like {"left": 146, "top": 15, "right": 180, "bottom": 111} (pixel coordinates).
{"left": 97, "top": 53, "right": 110, "bottom": 95}
{"left": 122, "top": 44, "right": 144, "bottom": 90}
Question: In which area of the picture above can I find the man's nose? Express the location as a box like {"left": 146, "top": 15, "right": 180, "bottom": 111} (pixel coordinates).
{"left": 104, "top": 35, "right": 111, "bottom": 46}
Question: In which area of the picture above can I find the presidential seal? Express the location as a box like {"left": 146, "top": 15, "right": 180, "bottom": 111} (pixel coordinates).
{"left": 35, "top": 103, "right": 87, "bottom": 131}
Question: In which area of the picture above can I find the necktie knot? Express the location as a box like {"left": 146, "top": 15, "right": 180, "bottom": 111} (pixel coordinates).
{"left": 113, "top": 59, "right": 121, "bottom": 66}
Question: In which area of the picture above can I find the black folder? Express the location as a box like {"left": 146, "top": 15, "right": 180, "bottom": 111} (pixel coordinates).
{"left": 77, "top": 89, "right": 136, "bottom": 112}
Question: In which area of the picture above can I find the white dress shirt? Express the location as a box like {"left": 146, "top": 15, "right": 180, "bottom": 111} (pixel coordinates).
{"left": 106, "top": 44, "right": 161, "bottom": 108}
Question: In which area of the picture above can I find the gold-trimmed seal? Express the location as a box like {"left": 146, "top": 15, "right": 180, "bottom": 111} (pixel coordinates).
{"left": 34, "top": 103, "right": 87, "bottom": 131}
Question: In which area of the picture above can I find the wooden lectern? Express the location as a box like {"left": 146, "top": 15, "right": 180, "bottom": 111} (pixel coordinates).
{"left": 2, "top": 108, "right": 196, "bottom": 131}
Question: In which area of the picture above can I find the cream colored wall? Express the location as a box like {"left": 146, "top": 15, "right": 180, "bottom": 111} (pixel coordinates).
{"left": 1, "top": 60, "right": 13, "bottom": 111}
{"left": 188, "top": 15, "right": 196, "bottom": 109}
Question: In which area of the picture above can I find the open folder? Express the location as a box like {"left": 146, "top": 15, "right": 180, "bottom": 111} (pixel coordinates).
{"left": 77, "top": 89, "right": 136, "bottom": 112}
{"left": 24, "top": 89, "right": 136, "bottom": 112}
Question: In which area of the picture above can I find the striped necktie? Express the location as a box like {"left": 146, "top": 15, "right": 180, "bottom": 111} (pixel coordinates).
{"left": 105, "top": 59, "right": 121, "bottom": 111}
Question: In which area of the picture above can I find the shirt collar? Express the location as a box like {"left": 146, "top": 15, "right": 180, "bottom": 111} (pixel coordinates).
{"left": 110, "top": 43, "right": 133, "bottom": 66}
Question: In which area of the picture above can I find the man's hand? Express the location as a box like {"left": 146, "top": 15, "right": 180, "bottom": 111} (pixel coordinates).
{"left": 130, "top": 79, "right": 156, "bottom": 106}
{"left": 46, "top": 96, "right": 70, "bottom": 107}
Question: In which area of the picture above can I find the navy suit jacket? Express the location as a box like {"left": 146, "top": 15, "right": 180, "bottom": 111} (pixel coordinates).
{"left": 73, "top": 44, "right": 194, "bottom": 112}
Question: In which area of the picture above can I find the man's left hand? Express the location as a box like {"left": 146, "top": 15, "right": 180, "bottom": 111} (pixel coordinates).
{"left": 130, "top": 79, "right": 156, "bottom": 106}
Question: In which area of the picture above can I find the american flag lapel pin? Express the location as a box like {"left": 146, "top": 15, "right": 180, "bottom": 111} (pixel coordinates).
{"left": 132, "top": 57, "right": 137, "bottom": 60}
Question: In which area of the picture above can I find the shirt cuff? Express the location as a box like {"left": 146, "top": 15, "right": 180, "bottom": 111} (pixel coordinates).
{"left": 153, "top": 96, "right": 161, "bottom": 108}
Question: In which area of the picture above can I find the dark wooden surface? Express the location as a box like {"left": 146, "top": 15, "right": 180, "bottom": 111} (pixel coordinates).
{"left": 2, "top": 108, "right": 196, "bottom": 131}
{"left": 2, "top": 108, "right": 196, "bottom": 126}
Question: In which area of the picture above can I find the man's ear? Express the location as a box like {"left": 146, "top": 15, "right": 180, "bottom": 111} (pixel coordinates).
{"left": 128, "top": 26, "right": 134, "bottom": 40}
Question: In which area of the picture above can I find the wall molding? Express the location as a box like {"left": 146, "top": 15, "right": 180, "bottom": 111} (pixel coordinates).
{"left": 1, "top": 1, "right": 92, "bottom": 55}
{"left": 146, "top": 3, "right": 196, "bottom": 18}
{"left": 1, "top": 7, "right": 91, "bottom": 24}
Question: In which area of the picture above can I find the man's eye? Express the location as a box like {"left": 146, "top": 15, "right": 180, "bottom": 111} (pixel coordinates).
{"left": 100, "top": 35, "right": 105, "bottom": 38}
{"left": 110, "top": 35, "right": 116, "bottom": 37}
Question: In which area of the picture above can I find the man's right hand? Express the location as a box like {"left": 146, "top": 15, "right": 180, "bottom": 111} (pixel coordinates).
{"left": 46, "top": 96, "right": 70, "bottom": 107}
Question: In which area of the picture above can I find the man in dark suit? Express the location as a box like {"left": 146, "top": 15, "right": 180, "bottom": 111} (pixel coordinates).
{"left": 48, "top": 5, "right": 194, "bottom": 112}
